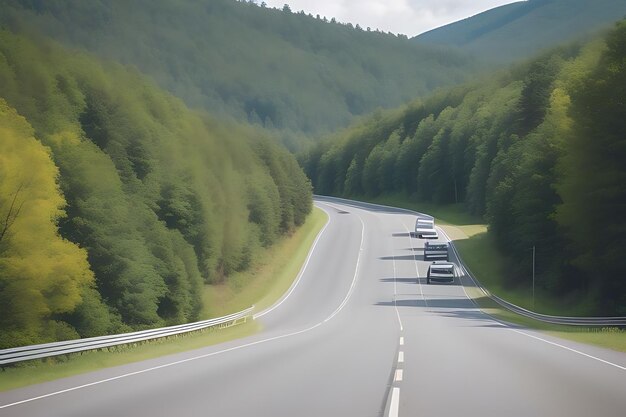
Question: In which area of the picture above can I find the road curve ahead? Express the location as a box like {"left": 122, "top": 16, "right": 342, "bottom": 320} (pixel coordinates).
{"left": 1, "top": 196, "right": 625, "bottom": 417}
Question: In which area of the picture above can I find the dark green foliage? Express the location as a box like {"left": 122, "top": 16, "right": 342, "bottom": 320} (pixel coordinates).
{"left": 61, "top": 287, "right": 123, "bottom": 338}
{"left": 516, "top": 57, "right": 561, "bottom": 135}
{"left": 416, "top": 0, "right": 626, "bottom": 64}
{"left": 305, "top": 23, "right": 626, "bottom": 313}
{"left": 0, "top": 0, "right": 477, "bottom": 149}
{"left": 253, "top": 139, "right": 313, "bottom": 233}
{"left": 557, "top": 20, "right": 626, "bottom": 313}
{"left": 0, "top": 29, "right": 311, "bottom": 346}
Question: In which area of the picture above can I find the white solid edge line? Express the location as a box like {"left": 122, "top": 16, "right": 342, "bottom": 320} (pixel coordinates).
{"left": 1, "top": 201, "right": 367, "bottom": 410}
{"left": 0, "top": 321, "right": 320, "bottom": 410}
{"left": 253, "top": 203, "right": 331, "bottom": 319}
{"left": 509, "top": 329, "right": 626, "bottom": 371}
{"left": 437, "top": 226, "right": 626, "bottom": 372}
{"left": 323, "top": 209, "right": 365, "bottom": 323}
{"left": 389, "top": 387, "right": 400, "bottom": 417}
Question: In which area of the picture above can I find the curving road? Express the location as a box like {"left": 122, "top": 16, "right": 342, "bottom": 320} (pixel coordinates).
{"left": 1, "top": 196, "right": 625, "bottom": 416}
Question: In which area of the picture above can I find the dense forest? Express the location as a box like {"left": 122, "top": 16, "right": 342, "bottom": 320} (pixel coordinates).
{"left": 1, "top": 0, "right": 624, "bottom": 351}
{"left": 303, "top": 21, "right": 626, "bottom": 315}
{"left": 416, "top": 0, "right": 626, "bottom": 64}
{"left": 0, "top": 0, "right": 475, "bottom": 149}
{"left": 0, "top": 30, "right": 311, "bottom": 349}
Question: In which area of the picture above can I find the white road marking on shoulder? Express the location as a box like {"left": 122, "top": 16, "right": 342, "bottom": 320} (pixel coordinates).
{"left": 509, "top": 329, "right": 626, "bottom": 371}
{"left": 254, "top": 204, "right": 332, "bottom": 319}
{"left": 0, "top": 321, "right": 325, "bottom": 410}
{"left": 323, "top": 211, "right": 365, "bottom": 323}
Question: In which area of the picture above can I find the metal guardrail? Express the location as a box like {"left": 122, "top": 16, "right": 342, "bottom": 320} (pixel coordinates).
{"left": 0, "top": 306, "right": 254, "bottom": 366}
{"left": 488, "top": 293, "right": 626, "bottom": 326}
{"left": 317, "top": 195, "right": 626, "bottom": 327}
{"left": 447, "top": 241, "right": 626, "bottom": 327}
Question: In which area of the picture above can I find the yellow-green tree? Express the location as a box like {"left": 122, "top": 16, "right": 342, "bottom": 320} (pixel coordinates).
{"left": 0, "top": 99, "right": 95, "bottom": 347}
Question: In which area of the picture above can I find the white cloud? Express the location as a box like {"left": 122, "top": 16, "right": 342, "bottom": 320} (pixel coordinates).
{"left": 261, "top": 0, "right": 521, "bottom": 37}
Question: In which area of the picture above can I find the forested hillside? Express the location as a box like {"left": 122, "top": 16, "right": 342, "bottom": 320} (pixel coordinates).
{"left": 303, "top": 21, "right": 626, "bottom": 315}
{"left": 0, "top": 0, "right": 475, "bottom": 149}
{"left": 416, "top": 0, "right": 626, "bottom": 64}
{"left": 0, "top": 30, "right": 311, "bottom": 349}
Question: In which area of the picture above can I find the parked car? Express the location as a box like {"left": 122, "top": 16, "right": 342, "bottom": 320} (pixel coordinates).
{"left": 426, "top": 261, "right": 455, "bottom": 284}
{"left": 424, "top": 241, "right": 449, "bottom": 261}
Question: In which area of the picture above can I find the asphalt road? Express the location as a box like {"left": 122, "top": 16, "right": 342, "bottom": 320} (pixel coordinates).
{"left": 1, "top": 196, "right": 625, "bottom": 417}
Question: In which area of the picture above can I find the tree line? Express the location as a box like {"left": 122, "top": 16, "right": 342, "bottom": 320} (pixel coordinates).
{"left": 302, "top": 21, "right": 626, "bottom": 315}
{"left": 0, "top": 30, "right": 311, "bottom": 349}
{"left": 0, "top": 0, "right": 476, "bottom": 149}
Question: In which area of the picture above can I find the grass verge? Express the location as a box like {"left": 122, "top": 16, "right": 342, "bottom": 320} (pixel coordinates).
{"left": 201, "top": 207, "right": 328, "bottom": 318}
{"left": 359, "top": 194, "right": 626, "bottom": 353}
{"left": 465, "top": 293, "right": 626, "bottom": 353}
{"left": 0, "top": 207, "right": 328, "bottom": 392}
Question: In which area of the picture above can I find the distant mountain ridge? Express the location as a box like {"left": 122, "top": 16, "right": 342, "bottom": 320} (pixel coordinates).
{"left": 415, "top": 0, "right": 626, "bottom": 63}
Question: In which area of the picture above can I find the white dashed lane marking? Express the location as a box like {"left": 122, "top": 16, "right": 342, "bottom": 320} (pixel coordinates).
{"left": 389, "top": 387, "right": 400, "bottom": 417}
{"left": 394, "top": 369, "right": 404, "bottom": 382}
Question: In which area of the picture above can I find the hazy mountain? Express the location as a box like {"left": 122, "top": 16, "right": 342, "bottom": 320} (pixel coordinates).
{"left": 0, "top": 0, "right": 477, "bottom": 148}
{"left": 415, "top": 0, "right": 626, "bottom": 63}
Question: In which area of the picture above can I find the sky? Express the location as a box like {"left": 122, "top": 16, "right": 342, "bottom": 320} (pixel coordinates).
{"left": 262, "top": 0, "right": 522, "bottom": 37}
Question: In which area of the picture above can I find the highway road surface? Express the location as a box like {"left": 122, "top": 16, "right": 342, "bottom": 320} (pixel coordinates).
{"left": 1, "top": 196, "right": 625, "bottom": 416}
